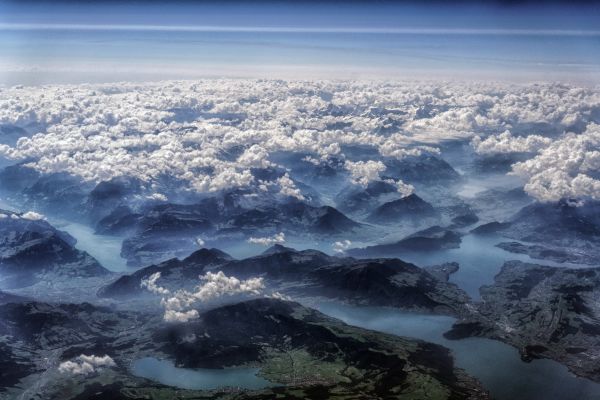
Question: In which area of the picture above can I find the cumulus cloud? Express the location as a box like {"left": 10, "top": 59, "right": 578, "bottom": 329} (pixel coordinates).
{"left": 141, "top": 271, "right": 269, "bottom": 322}
{"left": 20, "top": 211, "right": 45, "bottom": 221}
{"left": 388, "top": 179, "right": 414, "bottom": 197}
{"left": 146, "top": 193, "right": 168, "bottom": 201}
{"left": 511, "top": 124, "right": 600, "bottom": 202}
{"left": 248, "top": 232, "right": 286, "bottom": 246}
{"left": 332, "top": 240, "right": 352, "bottom": 253}
{"left": 344, "top": 160, "right": 386, "bottom": 186}
{"left": 472, "top": 130, "right": 552, "bottom": 155}
{"left": 58, "top": 354, "right": 116, "bottom": 375}
{"left": 276, "top": 173, "right": 305, "bottom": 200}
{"left": 140, "top": 271, "right": 171, "bottom": 296}
{"left": 0, "top": 80, "right": 598, "bottom": 203}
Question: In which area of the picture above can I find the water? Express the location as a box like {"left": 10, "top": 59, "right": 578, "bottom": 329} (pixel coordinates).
{"left": 131, "top": 357, "right": 275, "bottom": 390}
{"left": 3, "top": 194, "right": 599, "bottom": 399}
{"left": 48, "top": 218, "right": 129, "bottom": 272}
{"left": 315, "top": 302, "right": 600, "bottom": 400}
{"left": 382, "top": 233, "right": 588, "bottom": 300}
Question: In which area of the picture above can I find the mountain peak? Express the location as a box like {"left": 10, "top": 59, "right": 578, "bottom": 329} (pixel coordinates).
{"left": 262, "top": 244, "right": 297, "bottom": 255}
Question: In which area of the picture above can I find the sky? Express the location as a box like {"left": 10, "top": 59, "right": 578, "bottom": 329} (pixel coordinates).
{"left": 0, "top": 1, "right": 599, "bottom": 84}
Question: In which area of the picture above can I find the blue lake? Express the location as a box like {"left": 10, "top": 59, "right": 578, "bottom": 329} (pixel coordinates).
{"left": 131, "top": 357, "right": 274, "bottom": 391}
{"left": 314, "top": 302, "right": 600, "bottom": 400}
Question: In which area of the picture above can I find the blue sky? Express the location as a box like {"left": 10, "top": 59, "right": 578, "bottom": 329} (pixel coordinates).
{"left": 1, "top": 1, "right": 599, "bottom": 84}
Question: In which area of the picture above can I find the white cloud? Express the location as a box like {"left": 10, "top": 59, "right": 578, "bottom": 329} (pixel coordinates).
{"left": 0, "top": 80, "right": 598, "bottom": 203}
{"left": 141, "top": 271, "right": 270, "bottom": 323}
{"left": 388, "top": 179, "right": 414, "bottom": 197}
{"left": 511, "top": 124, "right": 600, "bottom": 202}
{"left": 20, "top": 211, "right": 45, "bottom": 221}
{"left": 196, "top": 237, "right": 205, "bottom": 247}
{"left": 164, "top": 309, "right": 200, "bottom": 323}
{"left": 472, "top": 130, "right": 552, "bottom": 155}
{"left": 248, "top": 232, "right": 286, "bottom": 246}
{"left": 140, "top": 272, "right": 171, "bottom": 296}
{"left": 146, "top": 193, "right": 168, "bottom": 201}
{"left": 276, "top": 173, "right": 305, "bottom": 200}
{"left": 344, "top": 160, "right": 386, "bottom": 186}
{"left": 332, "top": 240, "right": 352, "bottom": 253}
{"left": 58, "top": 354, "right": 116, "bottom": 375}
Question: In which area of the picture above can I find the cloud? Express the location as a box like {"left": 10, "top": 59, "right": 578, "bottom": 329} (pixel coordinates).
{"left": 140, "top": 272, "right": 171, "bottom": 296}
{"left": 141, "top": 271, "right": 269, "bottom": 322}
{"left": 58, "top": 354, "right": 116, "bottom": 375}
{"left": 146, "top": 193, "right": 168, "bottom": 201}
{"left": 196, "top": 237, "right": 205, "bottom": 247}
{"left": 472, "top": 130, "right": 552, "bottom": 155}
{"left": 511, "top": 123, "right": 600, "bottom": 202}
{"left": 164, "top": 309, "right": 200, "bottom": 323}
{"left": 344, "top": 160, "right": 386, "bottom": 186}
{"left": 0, "top": 80, "right": 598, "bottom": 203}
{"left": 332, "top": 240, "right": 352, "bottom": 253}
{"left": 248, "top": 232, "right": 286, "bottom": 246}
{"left": 20, "top": 211, "right": 45, "bottom": 221}
{"left": 276, "top": 173, "right": 305, "bottom": 200}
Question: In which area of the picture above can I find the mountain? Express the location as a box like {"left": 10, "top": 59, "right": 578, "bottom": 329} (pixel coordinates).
{"left": 367, "top": 193, "right": 437, "bottom": 224}
{"left": 0, "top": 211, "right": 110, "bottom": 288}
{"left": 100, "top": 245, "right": 469, "bottom": 315}
{"left": 0, "top": 290, "right": 26, "bottom": 304}
{"left": 0, "top": 124, "right": 28, "bottom": 146}
{"left": 485, "top": 199, "right": 600, "bottom": 265}
{"left": 150, "top": 298, "right": 488, "bottom": 399}
{"left": 85, "top": 176, "right": 143, "bottom": 223}
{"left": 111, "top": 197, "right": 361, "bottom": 267}
{"left": 98, "top": 248, "right": 233, "bottom": 298}
{"left": 348, "top": 226, "right": 462, "bottom": 258}
{"left": 307, "top": 259, "right": 468, "bottom": 314}
{"left": 334, "top": 180, "right": 400, "bottom": 214}
{"left": 466, "top": 187, "right": 534, "bottom": 222}
{"left": 384, "top": 154, "right": 461, "bottom": 185}
{"left": 22, "top": 173, "right": 89, "bottom": 216}
{"left": 0, "top": 298, "right": 489, "bottom": 399}
{"left": 445, "top": 261, "right": 600, "bottom": 382}
{"left": 0, "top": 164, "right": 40, "bottom": 193}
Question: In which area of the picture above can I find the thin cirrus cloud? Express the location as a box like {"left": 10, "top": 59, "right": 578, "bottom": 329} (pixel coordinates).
{"left": 2, "top": 23, "right": 600, "bottom": 36}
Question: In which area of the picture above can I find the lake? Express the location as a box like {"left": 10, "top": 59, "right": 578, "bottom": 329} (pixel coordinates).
{"left": 314, "top": 302, "right": 600, "bottom": 400}
{"left": 131, "top": 357, "right": 274, "bottom": 391}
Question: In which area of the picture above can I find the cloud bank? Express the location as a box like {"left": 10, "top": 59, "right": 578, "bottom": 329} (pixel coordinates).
{"left": 0, "top": 80, "right": 598, "bottom": 202}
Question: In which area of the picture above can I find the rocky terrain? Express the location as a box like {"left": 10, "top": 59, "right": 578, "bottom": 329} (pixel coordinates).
{"left": 474, "top": 200, "right": 600, "bottom": 265}
{"left": 348, "top": 226, "right": 462, "bottom": 258}
{"left": 97, "top": 248, "right": 234, "bottom": 298}
{"left": 366, "top": 193, "right": 438, "bottom": 225}
{"left": 496, "top": 242, "right": 593, "bottom": 265}
{"left": 0, "top": 211, "right": 110, "bottom": 289}
{"left": 106, "top": 197, "right": 362, "bottom": 267}
{"left": 445, "top": 261, "right": 600, "bottom": 382}
{"left": 100, "top": 245, "right": 469, "bottom": 315}
{"left": 0, "top": 297, "right": 489, "bottom": 399}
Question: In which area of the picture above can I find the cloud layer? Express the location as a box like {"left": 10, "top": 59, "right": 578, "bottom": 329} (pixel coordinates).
{"left": 0, "top": 80, "right": 598, "bottom": 202}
